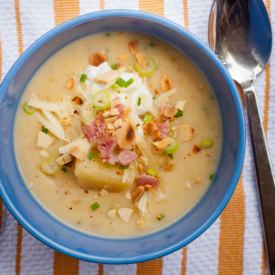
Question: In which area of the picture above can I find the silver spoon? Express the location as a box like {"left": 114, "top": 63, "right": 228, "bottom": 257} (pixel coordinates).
{"left": 209, "top": 0, "right": 274, "bottom": 273}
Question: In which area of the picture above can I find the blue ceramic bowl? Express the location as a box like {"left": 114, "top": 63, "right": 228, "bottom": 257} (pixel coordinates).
{"left": 0, "top": 10, "right": 245, "bottom": 264}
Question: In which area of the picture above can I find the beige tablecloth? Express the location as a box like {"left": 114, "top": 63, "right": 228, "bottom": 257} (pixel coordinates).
{"left": 0, "top": 0, "right": 274, "bottom": 274}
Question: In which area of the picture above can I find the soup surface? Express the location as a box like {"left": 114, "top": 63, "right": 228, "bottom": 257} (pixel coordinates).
{"left": 15, "top": 32, "right": 222, "bottom": 237}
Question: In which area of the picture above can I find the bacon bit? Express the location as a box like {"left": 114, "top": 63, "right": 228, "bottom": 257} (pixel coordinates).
{"left": 153, "top": 137, "right": 173, "bottom": 151}
{"left": 65, "top": 78, "right": 74, "bottom": 90}
{"left": 164, "top": 159, "right": 174, "bottom": 171}
{"left": 161, "top": 75, "right": 173, "bottom": 92}
{"left": 136, "top": 174, "right": 159, "bottom": 188}
{"left": 116, "top": 120, "right": 135, "bottom": 149}
{"left": 89, "top": 52, "right": 106, "bottom": 66}
{"left": 135, "top": 52, "right": 146, "bottom": 69}
{"left": 156, "top": 120, "right": 170, "bottom": 139}
{"left": 97, "top": 136, "right": 117, "bottom": 161}
{"left": 83, "top": 117, "right": 106, "bottom": 143}
{"left": 72, "top": 96, "right": 83, "bottom": 105}
{"left": 131, "top": 185, "right": 145, "bottom": 203}
{"left": 160, "top": 104, "right": 176, "bottom": 118}
{"left": 117, "top": 150, "right": 137, "bottom": 166}
{"left": 128, "top": 40, "right": 139, "bottom": 55}
{"left": 179, "top": 124, "right": 194, "bottom": 142}
{"left": 193, "top": 145, "right": 201, "bottom": 153}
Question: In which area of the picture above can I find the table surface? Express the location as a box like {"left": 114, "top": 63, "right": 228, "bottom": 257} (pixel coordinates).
{"left": 0, "top": 0, "right": 274, "bottom": 274}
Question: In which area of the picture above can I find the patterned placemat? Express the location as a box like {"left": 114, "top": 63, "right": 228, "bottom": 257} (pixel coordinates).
{"left": 0, "top": 0, "right": 274, "bottom": 274}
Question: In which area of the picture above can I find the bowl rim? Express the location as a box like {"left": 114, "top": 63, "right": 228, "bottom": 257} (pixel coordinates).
{"left": 0, "top": 9, "right": 246, "bottom": 264}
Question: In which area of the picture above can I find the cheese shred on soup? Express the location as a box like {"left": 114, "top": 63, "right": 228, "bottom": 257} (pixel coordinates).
{"left": 15, "top": 32, "right": 222, "bottom": 237}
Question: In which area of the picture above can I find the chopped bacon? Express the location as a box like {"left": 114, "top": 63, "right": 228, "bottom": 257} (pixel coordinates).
{"left": 118, "top": 150, "right": 137, "bottom": 166}
{"left": 157, "top": 120, "right": 170, "bottom": 139}
{"left": 135, "top": 174, "right": 159, "bottom": 188}
{"left": 83, "top": 115, "right": 106, "bottom": 143}
{"left": 97, "top": 136, "right": 117, "bottom": 160}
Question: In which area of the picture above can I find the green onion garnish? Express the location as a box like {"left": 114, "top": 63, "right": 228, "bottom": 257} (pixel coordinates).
{"left": 209, "top": 172, "right": 215, "bottom": 180}
{"left": 105, "top": 32, "right": 111, "bottom": 36}
{"left": 137, "top": 97, "right": 142, "bottom": 106}
{"left": 61, "top": 166, "right": 68, "bottom": 173}
{"left": 41, "top": 126, "right": 48, "bottom": 134}
{"left": 80, "top": 74, "right": 87, "bottom": 83}
{"left": 88, "top": 151, "right": 95, "bottom": 160}
{"left": 143, "top": 114, "right": 152, "bottom": 124}
{"left": 92, "top": 90, "right": 111, "bottom": 111}
{"left": 111, "top": 64, "right": 118, "bottom": 70}
{"left": 199, "top": 139, "right": 213, "bottom": 149}
{"left": 175, "top": 110, "right": 183, "bottom": 118}
{"left": 147, "top": 168, "right": 157, "bottom": 176}
{"left": 22, "top": 102, "right": 34, "bottom": 115}
{"left": 91, "top": 202, "right": 100, "bottom": 211}
{"left": 115, "top": 77, "right": 134, "bottom": 88}
{"left": 156, "top": 214, "right": 164, "bottom": 221}
{"left": 164, "top": 139, "right": 179, "bottom": 156}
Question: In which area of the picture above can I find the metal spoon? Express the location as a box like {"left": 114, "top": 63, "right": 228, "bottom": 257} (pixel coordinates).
{"left": 208, "top": 0, "right": 274, "bottom": 273}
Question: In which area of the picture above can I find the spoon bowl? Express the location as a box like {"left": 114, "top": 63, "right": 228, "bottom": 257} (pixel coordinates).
{"left": 209, "top": 0, "right": 272, "bottom": 88}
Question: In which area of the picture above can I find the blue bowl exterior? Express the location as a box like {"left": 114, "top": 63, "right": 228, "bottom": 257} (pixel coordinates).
{"left": 0, "top": 10, "right": 245, "bottom": 264}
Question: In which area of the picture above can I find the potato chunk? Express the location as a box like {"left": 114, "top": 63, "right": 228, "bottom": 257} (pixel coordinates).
{"left": 74, "top": 159, "right": 133, "bottom": 192}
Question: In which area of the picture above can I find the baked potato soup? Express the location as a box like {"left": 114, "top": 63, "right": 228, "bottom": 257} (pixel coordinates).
{"left": 15, "top": 32, "right": 222, "bottom": 237}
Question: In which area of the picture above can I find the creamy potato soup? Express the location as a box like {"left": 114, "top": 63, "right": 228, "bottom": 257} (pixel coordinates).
{"left": 15, "top": 32, "right": 222, "bottom": 237}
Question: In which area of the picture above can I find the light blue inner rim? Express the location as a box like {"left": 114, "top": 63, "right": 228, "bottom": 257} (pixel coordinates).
{"left": 0, "top": 10, "right": 245, "bottom": 264}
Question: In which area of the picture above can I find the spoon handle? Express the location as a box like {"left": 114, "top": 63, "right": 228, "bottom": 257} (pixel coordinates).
{"left": 246, "top": 89, "right": 275, "bottom": 275}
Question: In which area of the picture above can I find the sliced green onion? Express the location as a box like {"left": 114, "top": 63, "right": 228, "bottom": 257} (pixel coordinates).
{"left": 147, "top": 168, "right": 157, "bottom": 176}
{"left": 105, "top": 32, "right": 111, "bottom": 37}
{"left": 134, "top": 56, "right": 158, "bottom": 78}
{"left": 137, "top": 97, "right": 142, "bottom": 106}
{"left": 153, "top": 96, "right": 156, "bottom": 100}
{"left": 22, "top": 102, "right": 34, "bottom": 115}
{"left": 156, "top": 214, "right": 164, "bottom": 221}
{"left": 41, "top": 126, "right": 48, "bottom": 134}
{"left": 61, "top": 166, "right": 68, "bottom": 173}
{"left": 199, "top": 139, "right": 213, "bottom": 149}
{"left": 209, "top": 172, "right": 215, "bottom": 180}
{"left": 175, "top": 110, "right": 183, "bottom": 118}
{"left": 80, "top": 74, "right": 87, "bottom": 83}
{"left": 110, "top": 83, "right": 119, "bottom": 90}
{"left": 40, "top": 155, "right": 60, "bottom": 175}
{"left": 164, "top": 139, "right": 179, "bottom": 156}
{"left": 143, "top": 114, "right": 152, "bottom": 124}
{"left": 115, "top": 77, "right": 134, "bottom": 88}
{"left": 91, "top": 202, "right": 100, "bottom": 211}
{"left": 111, "top": 64, "right": 118, "bottom": 70}
{"left": 92, "top": 90, "right": 111, "bottom": 111}
{"left": 88, "top": 150, "right": 95, "bottom": 160}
